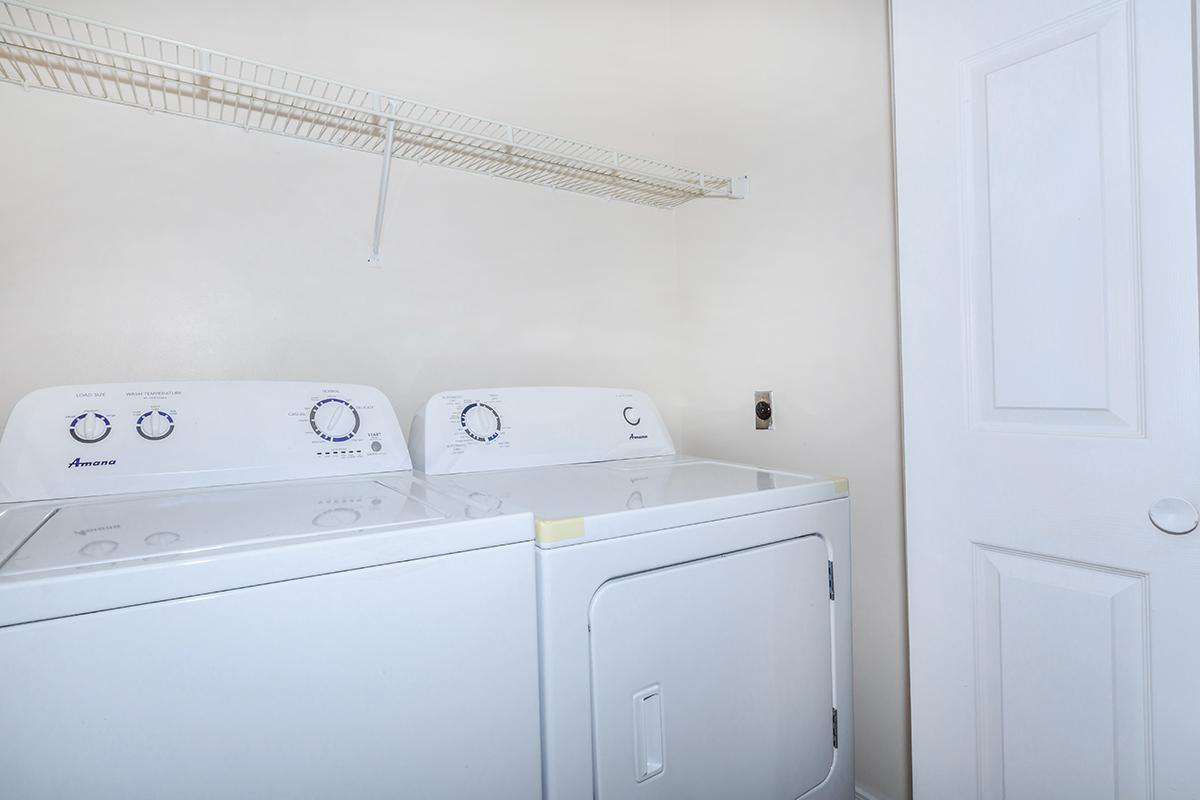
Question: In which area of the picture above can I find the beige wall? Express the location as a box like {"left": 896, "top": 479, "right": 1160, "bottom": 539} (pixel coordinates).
{"left": 0, "top": 1, "right": 906, "bottom": 797}
{"left": 670, "top": 2, "right": 909, "bottom": 799}
{"left": 0, "top": 0, "right": 686, "bottom": 439}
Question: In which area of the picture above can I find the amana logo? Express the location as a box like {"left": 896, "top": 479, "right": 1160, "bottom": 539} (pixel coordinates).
{"left": 629, "top": 433, "right": 648, "bottom": 441}
{"left": 68, "top": 457, "right": 116, "bottom": 468}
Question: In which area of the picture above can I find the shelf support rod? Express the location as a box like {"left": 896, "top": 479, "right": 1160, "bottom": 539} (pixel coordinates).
{"left": 367, "top": 98, "right": 398, "bottom": 267}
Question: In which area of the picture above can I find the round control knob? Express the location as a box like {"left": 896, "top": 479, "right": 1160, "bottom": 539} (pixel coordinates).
{"left": 69, "top": 412, "right": 111, "bottom": 444}
{"left": 460, "top": 402, "right": 501, "bottom": 442}
{"left": 137, "top": 410, "right": 175, "bottom": 441}
{"left": 623, "top": 406, "right": 641, "bottom": 426}
{"left": 310, "top": 398, "right": 360, "bottom": 442}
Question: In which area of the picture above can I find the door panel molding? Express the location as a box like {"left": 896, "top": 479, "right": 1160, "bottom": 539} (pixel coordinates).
{"left": 959, "top": 0, "right": 1145, "bottom": 436}
{"left": 972, "top": 543, "right": 1152, "bottom": 800}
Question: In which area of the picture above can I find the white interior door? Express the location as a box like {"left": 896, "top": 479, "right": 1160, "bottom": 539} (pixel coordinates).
{"left": 893, "top": 1, "right": 1200, "bottom": 798}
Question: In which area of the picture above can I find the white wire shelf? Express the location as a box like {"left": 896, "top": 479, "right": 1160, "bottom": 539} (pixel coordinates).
{"left": 0, "top": 1, "right": 746, "bottom": 211}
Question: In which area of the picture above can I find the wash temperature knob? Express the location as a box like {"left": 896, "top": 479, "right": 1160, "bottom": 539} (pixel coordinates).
{"left": 138, "top": 410, "right": 174, "bottom": 440}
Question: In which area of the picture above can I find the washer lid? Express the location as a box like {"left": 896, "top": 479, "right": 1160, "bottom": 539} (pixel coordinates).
{"left": 2, "top": 478, "right": 442, "bottom": 577}
{"left": 0, "top": 473, "right": 531, "bottom": 626}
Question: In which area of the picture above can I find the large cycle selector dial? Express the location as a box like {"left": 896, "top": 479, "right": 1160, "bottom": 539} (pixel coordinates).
{"left": 69, "top": 412, "right": 111, "bottom": 444}
{"left": 137, "top": 410, "right": 175, "bottom": 441}
{"left": 460, "top": 402, "right": 502, "bottom": 442}
{"left": 310, "top": 398, "right": 360, "bottom": 442}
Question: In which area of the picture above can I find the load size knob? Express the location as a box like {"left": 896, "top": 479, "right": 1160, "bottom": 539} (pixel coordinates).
{"left": 310, "top": 398, "right": 360, "bottom": 442}
{"left": 69, "top": 412, "right": 111, "bottom": 444}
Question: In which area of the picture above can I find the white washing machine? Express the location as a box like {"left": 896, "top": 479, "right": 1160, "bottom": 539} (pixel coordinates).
{"left": 0, "top": 381, "right": 542, "bottom": 800}
{"left": 410, "top": 387, "right": 854, "bottom": 800}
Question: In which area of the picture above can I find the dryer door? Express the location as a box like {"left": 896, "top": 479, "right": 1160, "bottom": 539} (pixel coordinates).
{"left": 588, "top": 535, "right": 835, "bottom": 799}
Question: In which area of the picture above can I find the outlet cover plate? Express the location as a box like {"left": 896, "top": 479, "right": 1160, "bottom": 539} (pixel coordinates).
{"left": 755, "top": 390, "right": 773, "bottom": 430}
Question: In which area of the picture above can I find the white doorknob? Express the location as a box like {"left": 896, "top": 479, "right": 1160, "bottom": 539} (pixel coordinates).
{"left": 1148, "top": 497, "right": 1199, "bottom": 535}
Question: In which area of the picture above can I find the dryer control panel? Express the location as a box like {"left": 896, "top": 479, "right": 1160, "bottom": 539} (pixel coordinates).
{"left": 0, "top": 382, "right": 411, "bottom": 503}
{"left": 410, "top": 387, "right": 675, "bottom": 475}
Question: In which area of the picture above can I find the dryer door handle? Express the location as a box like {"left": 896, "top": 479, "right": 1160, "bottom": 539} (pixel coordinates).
{"left": 634, "top": 685, "right": 665, "bottom": 783}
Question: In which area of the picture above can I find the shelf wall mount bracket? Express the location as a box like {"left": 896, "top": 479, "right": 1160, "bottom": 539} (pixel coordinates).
{"left": 366, "top": 97, "right": 399, "bottom": 268}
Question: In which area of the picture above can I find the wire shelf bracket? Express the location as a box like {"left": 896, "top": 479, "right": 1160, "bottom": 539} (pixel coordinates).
{"left": 0, "top": 1, "right": 748, "bottom": 265}
{"left": 367, "top": 97, "right": 398, "bottom": 267}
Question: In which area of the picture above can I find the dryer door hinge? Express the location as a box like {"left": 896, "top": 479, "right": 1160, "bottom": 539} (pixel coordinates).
{"left": 832, "top": 707, "right": 839, "bottom": 749}
{"left": 828, "top": 560, "right": 835, "bottom": 600}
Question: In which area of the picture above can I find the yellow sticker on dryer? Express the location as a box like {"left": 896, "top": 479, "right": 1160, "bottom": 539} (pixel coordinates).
{"left": 535, "top": 516, "right": 586, "bottom": 544}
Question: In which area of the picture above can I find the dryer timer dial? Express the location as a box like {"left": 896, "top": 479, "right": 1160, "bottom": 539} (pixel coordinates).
{"left": 460, "top": 403, "right": 502, "bottom": 442}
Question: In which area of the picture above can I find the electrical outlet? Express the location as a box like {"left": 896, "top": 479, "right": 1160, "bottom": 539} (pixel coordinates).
{"left": 755, "top": 390, "right": 773, "bottom": 430}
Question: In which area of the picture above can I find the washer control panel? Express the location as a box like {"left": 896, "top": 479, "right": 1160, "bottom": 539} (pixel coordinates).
{"left": 410, "top": 387, "right": 675, "bottom": 475}
{"left": 0, "top": 382, "right": 410, "bottom": 503}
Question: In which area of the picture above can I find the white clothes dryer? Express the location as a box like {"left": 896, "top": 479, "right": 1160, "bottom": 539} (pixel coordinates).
{"left": 0, "top": 381, "right": 542, "bottom": 800}
{"left": 411, "top": 387, "right": 854, "bottom": 800}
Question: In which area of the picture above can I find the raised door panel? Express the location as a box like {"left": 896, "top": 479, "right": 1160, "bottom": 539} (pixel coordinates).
{"left": 973, "top": 545, "right": 1150, "bottom": 800}
{"left": 962, "top": 2, "right": 1142, "bottom": 435}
